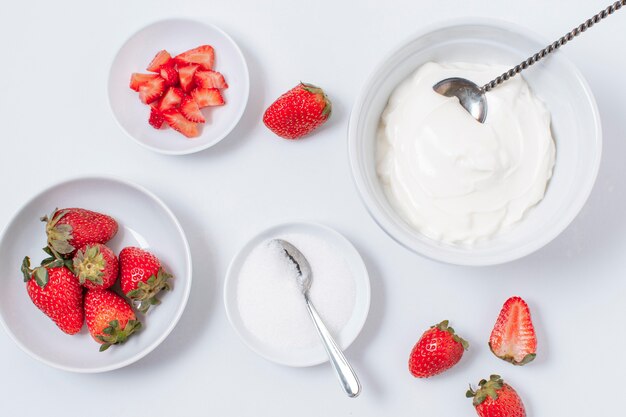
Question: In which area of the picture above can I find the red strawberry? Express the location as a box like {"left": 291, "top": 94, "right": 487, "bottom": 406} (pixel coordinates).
{"left": 180, "top": 95, "right": 206, "bottom": 123}
{"left": 194, "top": 70, "right": 228, "bottom": 89}
{"left": 191, "top": 88, "right": 224, "bottom": 108}
{"left": 263, "top": 82, "right": 332, "bottom": 139}
{"left": 84, "top": 290, "right": 141, "bottom": 351}
{"left": 72, "top": 243, "right": 118, "bottom": 290}
{"left": 130, "top": 73, "right": 159, "bottom": 91}
{"left": 466, "top": 375, "right": 526, "bottom": 417}
{"left": 149, "top": 104, "right": 164, "bottom": 129}
{"left": 178, "top": 64, "right": 199, "bottom": 92}
{"left": 119, "top": 247, "right": 172, "bottom": 313}
{"left": 138, "top": 76, "right": 165, "bottom": 104}
{"left": 408, "top": 320, "right": 469, "bottom": 378}
{"left": 159, "top": 64, "right": 179, "bottom": 87}
{"left": 159, "top": 87, "right": 184, "bottom": 111}
{"left": 41, "top": 208, "right": 118, "bottom": 258}
{"left": 174, "top": 45, "right": 214, "bottom": 70}
{"left": 22, "top": 262, "right": 83, "bottom": 335}
{"left": 162, "top": 108, "right": 199, "bottom": 138}
{"left": 489, "top": 296, "right": 537, "bottom": 365}
{"left": 146, "top": 50, "right": 172, "bottom": 72}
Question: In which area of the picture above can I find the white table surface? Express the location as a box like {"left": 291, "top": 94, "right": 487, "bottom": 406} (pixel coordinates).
{"left": 1, "top": 0, "right": 625, "bottom": 415}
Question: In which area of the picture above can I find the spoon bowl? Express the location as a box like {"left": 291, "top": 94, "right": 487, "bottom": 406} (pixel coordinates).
{"left": 432, "top": 77, "right": 487, "bottom": 123}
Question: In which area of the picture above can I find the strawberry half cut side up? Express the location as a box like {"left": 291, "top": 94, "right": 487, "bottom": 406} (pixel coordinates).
{"left": 489, "top": 296, "right": 537, "bottom": 366}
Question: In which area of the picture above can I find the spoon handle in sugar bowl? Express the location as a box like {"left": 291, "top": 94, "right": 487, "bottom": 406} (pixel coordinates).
{"left": 304, "top": 294, "right": 362, "bottom": 398}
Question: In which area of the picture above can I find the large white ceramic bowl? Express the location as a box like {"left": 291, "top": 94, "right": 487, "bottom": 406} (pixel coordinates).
{"left": 348, "top": 20, "right": 602, "bottom": 266}
{"left": 0, "top": 177, "right": 192, "bottom": 372}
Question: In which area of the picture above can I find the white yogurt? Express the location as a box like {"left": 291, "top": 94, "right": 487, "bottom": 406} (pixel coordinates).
{"left": 376, "top": 62, "right": 556, "bottom": 244}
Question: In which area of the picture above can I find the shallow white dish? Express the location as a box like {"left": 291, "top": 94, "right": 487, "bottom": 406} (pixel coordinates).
{"left": 0, "top": 176, "right": 192, "bottom": 373}
{"left": 108, "top": 18, "right": 250, "bottom": 155}
{"left": 348, "top": 19, "right": 602, "bottom": 266}
{"left": 224, "top": 222, "right": 370, "bottom": 367}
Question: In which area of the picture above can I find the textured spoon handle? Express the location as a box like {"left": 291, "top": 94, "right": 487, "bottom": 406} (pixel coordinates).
{"left": 482, "top": 0, "right": 626, "bottom": 92}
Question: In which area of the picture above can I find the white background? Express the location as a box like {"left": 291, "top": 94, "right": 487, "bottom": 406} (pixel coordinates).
{"left": 1, "top": 0, "right": 625, "bottom": 415}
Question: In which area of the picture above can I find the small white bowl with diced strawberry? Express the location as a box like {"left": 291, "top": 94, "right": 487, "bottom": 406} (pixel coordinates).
{"left": 108, "top": 19, "right": 249, "bottom": 155}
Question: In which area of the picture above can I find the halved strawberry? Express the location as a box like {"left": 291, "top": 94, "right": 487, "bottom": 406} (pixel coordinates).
{"left": 149, "top": 105, "right": 164, "bottom": 129}
{"left": 163, "top": 108, "right": 199, "bottom": 138}
{"left": 178, "top": 64, "right": 199, "bottom": 92}
{"left": 191, "top": 88, "right": 224, "bottom": 108}
{"left": 159, "top": 65, "right": 179, "bottom": 87}
{"left": 194, "top": 70, "right": 228, "bottom": 89}
{"left": 130, "top": 73, "right": 159, "bottom": 91}
{"left": 174, "top": 45, "right": 214, "bottom": 70}
{"left": 158, "top": 87, "right": 184, "bottom": 111}
{"left": 147, "top": 50, "right": 172, "bottom": 72}
{"left": 180, "top": 95, "right": 206, "bottom": 123}
{"left": 489, "top": 296, "right": 537, "bottom": 365}
{"left": 138, "top": 77, "right": 166, "bottom": 104}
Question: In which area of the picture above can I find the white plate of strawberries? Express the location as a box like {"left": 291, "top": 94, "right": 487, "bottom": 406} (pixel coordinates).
{"left": 0, "top": 176, "right": 192, "bottom": 372}
{"left": 108, "top": 19, "right": 250, "bottom": 155}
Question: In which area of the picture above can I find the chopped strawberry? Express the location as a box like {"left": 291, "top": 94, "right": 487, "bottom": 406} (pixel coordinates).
{"left": 159, "top": 65, "right": 179, "bottom": 87}
{"left": 174, "top": 45, "right": 214, "bottom": 70}
{"left": 130, "top": 73, "right": 159, "bottom": 91}
{"left": 180, "top": 95, "right": 206, "bottom": 123}
{"left": 162, "top": 108, "right": 199, "bottom": 138}
{"left": 149, "top": 105, "right": 164, "bottom": 129}
{"left": 146, "top": 50, "right": 172, "bottom": 72}
{"left": 194, "top": 70, "right": 228, "bottom": 89}
{"left": 191, "top": 88, "right": 224, "bottom": 108}
{"left": 138, "top": 77, "right": 166, "bottom": 104}
{"left": 158, "top": 87, "right": 184, "bottom": 111}
{"left": 178, "top": 64, "right": 199, "bottom": 92}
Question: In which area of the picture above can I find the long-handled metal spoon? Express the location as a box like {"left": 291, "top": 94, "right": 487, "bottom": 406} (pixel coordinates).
{"left": 272, "top": 239, "right": 361, "bottom": 398}
{"left": 433, "top": 0, "right": 625, "bottom": 123}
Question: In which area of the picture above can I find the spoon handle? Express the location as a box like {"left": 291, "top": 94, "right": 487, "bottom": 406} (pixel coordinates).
{"left": 482, "top": 0, "right": 625, "bottom": 92}
{"left": 304, "top": 294, "right": 361, "bottom": 398}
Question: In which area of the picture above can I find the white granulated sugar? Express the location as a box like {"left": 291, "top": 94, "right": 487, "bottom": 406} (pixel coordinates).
{"left": 237, "top": 233, "right": 356, "bottom": 350}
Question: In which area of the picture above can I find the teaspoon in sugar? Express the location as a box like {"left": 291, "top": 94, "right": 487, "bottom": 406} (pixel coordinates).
{"left": 433, "top": 0, "right": 625, "bottom": 123}
{"left": 272, "top": 239, "right": 362, "bottom": 398}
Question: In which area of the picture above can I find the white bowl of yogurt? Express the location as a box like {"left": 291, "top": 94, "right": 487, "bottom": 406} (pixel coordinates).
{"left": 348, "top": 20, "right": 602, "bottom": 266}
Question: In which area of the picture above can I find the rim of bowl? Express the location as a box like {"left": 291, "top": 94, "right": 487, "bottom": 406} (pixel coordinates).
{"left": 106, "top": 18, "right": 250, "bottom": 156}
{"left": 0, "top": 175, "right": 193, "bottom": 372}
{"left": 223, "top": 221, "right": 371, "bottom": 367}
{"left": 347, "top": 18, "right": 603, "bottom": 266}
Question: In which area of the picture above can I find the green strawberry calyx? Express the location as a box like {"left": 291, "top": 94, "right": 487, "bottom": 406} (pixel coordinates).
{"left": 20, "top": 249, "right": 74, "bottom": 288}
{"left": 41, "top": 209, "right": 75, "bottom": 257}
{"left": 466, "top": 374, "right": 504, "bottom": 406}
{"left": 97, "top": 319, "right": 142, "bottom": 352}
{"left": 433, "top": 320, "right": 469, "bottom": 350}
{"left": 300, "top": 82, "right": 332, "bottom": 118}
{"left": 73, "top": 245, "right": 105, "bottom": 285}
{"left": 126, "top": 268, "right": 173, "bottom": 314}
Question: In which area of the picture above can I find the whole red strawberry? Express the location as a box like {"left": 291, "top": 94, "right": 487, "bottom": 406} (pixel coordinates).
{"left": 42, "top": 208, "right": 118, "bottom": 258}
{"left": 466, "top": 375, "right": 526, "bottom": 417}
{"left": 84, "top": 289, "right": 142, "bottom": 351}
{"left": 408, "top": 320, "right": 469, "bottom": 378}
{"left": 263, "top": 82, "right": 332, "bottom": 139}
{"left": 489, "top": 296, "right": 537, "bottom": 365}
{"left": 22, "top": 260, "right": 83, "bottom": 335}
{"left": 119, "top": 247, "right": 172, "bottom": 313}
{"left": 72, "top": 243, "right": 118, "bottom": 290}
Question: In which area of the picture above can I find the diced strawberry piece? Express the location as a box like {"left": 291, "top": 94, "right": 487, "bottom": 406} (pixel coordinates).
{"left": 130, "top": 73, "right": 159, "bottom": 91}
{"left": 159, "top": 65, "right": 179, "bottom": 87}
{"left": 147, "top": 50, "right": 172, "bottom": 72}
{"left": 178, "top": 64, "right": 199, "bottom": 92}
{"left": 174, "top": 45, "right": 214, "bottom": 70}
{"left": 162, "top": 108, "right": 199, "bottom": 138}
{"left": 149, "top": 105, "right": 164, "bottom": 129}
{"left": 194, "top": 70, "right": 228, "bottom": 89}
{"left": 158, "top": 87, "right": 184, "bottom": 111}
{"left": 191, "top": 88, "right": 224, "bottom": 108}
{"left": 138, "top": 77, "right": 166, "bottom": 104}
{"left": 180, "top": 95, "right": 206, "bottom": 123}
